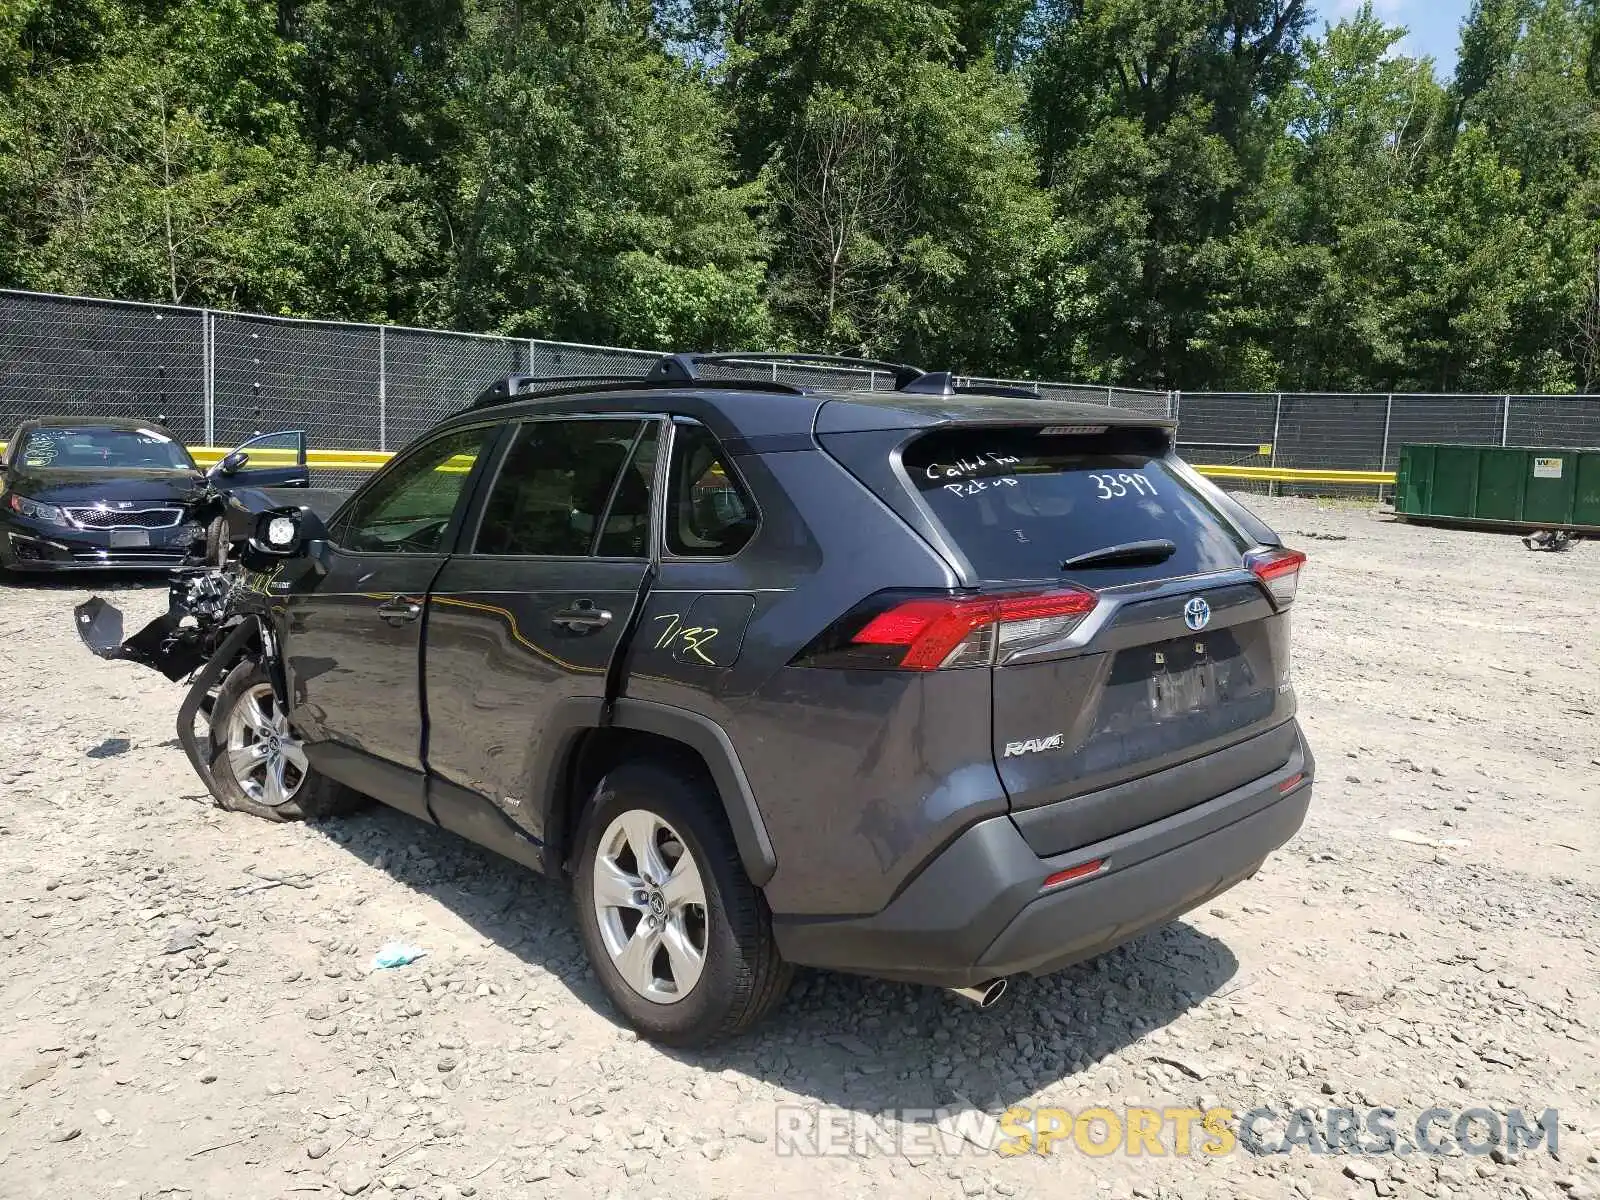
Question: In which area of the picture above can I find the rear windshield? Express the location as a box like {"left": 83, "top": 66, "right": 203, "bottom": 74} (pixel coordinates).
{"left": 903, "top": 426, "right": 1249, "bottom": 583}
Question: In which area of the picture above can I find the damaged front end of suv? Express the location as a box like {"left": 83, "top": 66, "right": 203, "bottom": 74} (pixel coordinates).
{"left": 73, "top": 497, "right": 334, "bottom": 800}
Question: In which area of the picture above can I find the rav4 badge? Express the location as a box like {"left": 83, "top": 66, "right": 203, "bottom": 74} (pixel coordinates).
{"left": 1004, "top": 733, "right": 1065, "bottom": 758}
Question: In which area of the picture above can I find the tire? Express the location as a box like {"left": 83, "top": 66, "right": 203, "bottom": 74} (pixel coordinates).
{"left": 207, "top": 660, "right": 364, "bottom": 823}
{"left": 571, "top": 759, "right": 792, "bottom": 1046}
{"left": 203, "top": 515, "right": 229, "bottom": 568}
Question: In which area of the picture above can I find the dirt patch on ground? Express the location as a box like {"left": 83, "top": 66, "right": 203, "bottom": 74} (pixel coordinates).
{"left": 1, "top": 496, "right": 1597, "bottom": 1200}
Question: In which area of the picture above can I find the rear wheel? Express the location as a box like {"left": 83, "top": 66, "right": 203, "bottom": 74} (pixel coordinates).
{"left": 207, "top": 661, "right": 364, "bottom": 822}
{"left": 572, "top": 760, "right": 791, "bottom": 1046}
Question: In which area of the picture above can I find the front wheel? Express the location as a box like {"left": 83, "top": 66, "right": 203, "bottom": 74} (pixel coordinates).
{"left": 572, "top": 760, "right": 791, "bottom": 1046}
{"left": 207, "top": 661, "right": 364, "bottom": 822}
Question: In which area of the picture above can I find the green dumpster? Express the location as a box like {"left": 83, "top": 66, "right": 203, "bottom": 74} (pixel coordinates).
{"left": 1395, "top": 444, "right": 1600, "bottom": 532}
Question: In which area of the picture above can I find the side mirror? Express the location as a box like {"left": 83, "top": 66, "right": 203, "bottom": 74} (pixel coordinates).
{"left": 212, "top": 450, "right": 249, "bottom": 478}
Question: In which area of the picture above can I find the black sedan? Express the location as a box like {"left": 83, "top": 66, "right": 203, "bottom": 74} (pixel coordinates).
{"left": 0, "top": 417, "right": 309, "bottom": 573}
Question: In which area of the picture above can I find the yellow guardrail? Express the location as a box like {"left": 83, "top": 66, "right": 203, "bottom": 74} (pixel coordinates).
{"left": 190, "top": 446, "right": 394, "bottom": 470}
{"left": 0, "top": 441, "right": 394, "bottom": 471}
{"left": 2, "top": 441, "right": 1395, "bottom": 484}
{"left": 1193, "top": 464, "right": 1395, "bottom": 485}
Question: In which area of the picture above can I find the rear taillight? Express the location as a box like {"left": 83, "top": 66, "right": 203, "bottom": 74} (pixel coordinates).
{"left": 1248, "top": 547, "right": 1306, "bottom": 607}
{"left": 795, "top": 587, "right": 1099, "bottom": 671}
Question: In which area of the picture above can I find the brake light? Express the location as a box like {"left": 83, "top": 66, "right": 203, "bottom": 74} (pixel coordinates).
{"left": 1248, "top": 547, "right": 1306, "bottom": 607}
{"left": 798, "top": 587, "right": 1099, "bottom": 671}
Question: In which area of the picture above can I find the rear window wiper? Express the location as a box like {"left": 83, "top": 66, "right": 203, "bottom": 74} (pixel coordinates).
{"left": 1060, "top": 538, "right": 1177, "bottom": 570}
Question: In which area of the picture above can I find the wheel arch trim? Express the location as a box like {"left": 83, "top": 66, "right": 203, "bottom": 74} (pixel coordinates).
{"left": 605, "top": 699, "right": 777, "bottom": 887}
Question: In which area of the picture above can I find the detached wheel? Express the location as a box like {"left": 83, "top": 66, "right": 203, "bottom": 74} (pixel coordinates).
{"left": 572, "top": 760, "right": 791, "bottom": 1046}
{"left": 207, "top": 661, "right": 364, "bottom": 822}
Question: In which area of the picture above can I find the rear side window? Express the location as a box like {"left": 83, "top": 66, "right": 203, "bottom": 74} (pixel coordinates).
{"left": 665, "top": 424, "right": 757, "bottom": 557}
{"left": 903, "top": 427, "right": 1248, "bottom": 582}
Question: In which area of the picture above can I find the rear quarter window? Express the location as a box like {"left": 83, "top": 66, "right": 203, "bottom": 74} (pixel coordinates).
{"left": 902, "top": 426, "right": 1250, "bottom": 584}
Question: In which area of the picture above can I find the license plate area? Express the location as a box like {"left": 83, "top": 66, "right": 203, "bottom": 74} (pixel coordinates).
{"left": 1147, "top": 637, "right": 1220, "bottom": 719}
{"left": 109, "top": 529, "right": 151, "bottom": 549}
{"left": 1091, "top": 629, "right": 1253, "bottom": 736}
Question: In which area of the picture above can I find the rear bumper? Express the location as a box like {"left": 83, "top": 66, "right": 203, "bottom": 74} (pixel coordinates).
{"left": 773, "top": 724, "right": 1313, "bottom": 987}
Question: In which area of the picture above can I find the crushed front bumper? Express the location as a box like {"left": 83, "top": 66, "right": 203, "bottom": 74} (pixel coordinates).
{"left": 773, "top": 725, "right": 1314, "bottom": 988}
{"left": 75, "top": 569, "right": 241, "bottom": 680}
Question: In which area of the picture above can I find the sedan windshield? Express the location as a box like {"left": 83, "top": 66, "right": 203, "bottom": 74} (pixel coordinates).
{"left": 17, "top": 426, "right": 195, "bottom": 471}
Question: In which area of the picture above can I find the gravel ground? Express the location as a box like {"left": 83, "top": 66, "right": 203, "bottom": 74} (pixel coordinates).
{"left": 1, "top": 495, "right": 1598, "bottom": 1200}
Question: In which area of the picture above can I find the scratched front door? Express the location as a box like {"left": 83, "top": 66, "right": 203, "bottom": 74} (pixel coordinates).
{"left": 422, "top": 417, "right": 658, "bottom": 843}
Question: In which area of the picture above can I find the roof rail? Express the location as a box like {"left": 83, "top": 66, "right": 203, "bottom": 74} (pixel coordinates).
{"left": 473, "top": 374, "right": 641, "bottom": 407}
{"left": 471, "top": 373, "right": 807, "bottom": 409}
{"left": 899, "top": 371, "right": 1043, "bottom": 400}
{"left": 647, "top": 352, "right": 926, "bottom": 390}
{"left": 469, "top": 355, "right": 1043, "bottom": 412}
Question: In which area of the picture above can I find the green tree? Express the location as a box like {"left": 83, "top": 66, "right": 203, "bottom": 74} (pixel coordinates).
{"left": 433, "top": 1, "right": 770, "bottom": 347}
{"left": 6, "top": 0, "right": 1600, "bottom": 392}
{"left": 1234, "top": 5, "right": 1448, "bottom": 390}
{"left": 1020, "top": 0, "right": 1312, "bottom": 388}
{"left": 0, "top": 0, "right": 428, "bottom": 317}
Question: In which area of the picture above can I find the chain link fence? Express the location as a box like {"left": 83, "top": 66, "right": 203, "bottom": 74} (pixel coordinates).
{"left": 5, "top": 290, "right": 1600, "bottom": 495}
{"left": 1174, "top": 391, "right": 1600, "bottom": 495}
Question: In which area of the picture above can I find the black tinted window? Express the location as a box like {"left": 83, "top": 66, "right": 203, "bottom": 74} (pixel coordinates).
{"left": 596, "top": 424, "right": 658, "bottom": 557}
{"left": 904, "top": 427, "right": 1248, "bottom": 583}
{"left": 666, "top": 424, "right": 756, "bottom": 557}
{"left": 475, "top": 420, "right": 649, "bottom": 557}
{"left": 341, "top": 425, "right": 493, "bottom": 553}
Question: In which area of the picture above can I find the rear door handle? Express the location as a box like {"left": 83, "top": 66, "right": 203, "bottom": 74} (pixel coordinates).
{"left": 377, "top": 598, "right": 422, "bottom": 626}
{"left": 553, "top": 601, "right": 613, "bottom": 633}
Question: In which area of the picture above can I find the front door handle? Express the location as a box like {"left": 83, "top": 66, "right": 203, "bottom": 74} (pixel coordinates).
{"left": 377, "top": 598, "right": 422, "bottom": 626}
{"left": 553, "top": 601, "right": 613, "bottom": 633}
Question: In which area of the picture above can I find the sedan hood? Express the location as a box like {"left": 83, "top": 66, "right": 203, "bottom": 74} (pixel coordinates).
{"left": 5, "top": 466, "right": 206, "bottom": 506}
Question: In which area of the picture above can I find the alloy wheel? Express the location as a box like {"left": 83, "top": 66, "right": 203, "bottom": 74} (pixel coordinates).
{"left": 222, "top": 683, "right": 308, "bottom": 809}
{"left": 590, "top": 809, "right": 709, "bottom": 1003}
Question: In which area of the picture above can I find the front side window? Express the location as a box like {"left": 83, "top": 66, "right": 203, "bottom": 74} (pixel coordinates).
{"left": 339, "top": 425, "right": 494, "bottom": 554}
{"left": 665, "top": 424, "right": 756, "bottom": 557}
{"left": 225, "top": 430, "right": 306, "bottom": 471}
{"left": 474, "top": 419, "right": 653, "bottom": 557}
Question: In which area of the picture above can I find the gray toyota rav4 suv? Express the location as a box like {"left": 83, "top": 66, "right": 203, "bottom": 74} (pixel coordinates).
{"left": 88, "top": 352, "right": 1315, "bottom": 1046}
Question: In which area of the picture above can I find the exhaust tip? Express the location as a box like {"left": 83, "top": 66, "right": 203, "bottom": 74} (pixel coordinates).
{"left": 949, "top": 977, "right": 1008, "bottom": 1009}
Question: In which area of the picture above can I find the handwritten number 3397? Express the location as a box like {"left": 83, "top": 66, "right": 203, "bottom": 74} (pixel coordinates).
{"left": 1089, "top": 472, "right": 1158, "bottom": 500}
